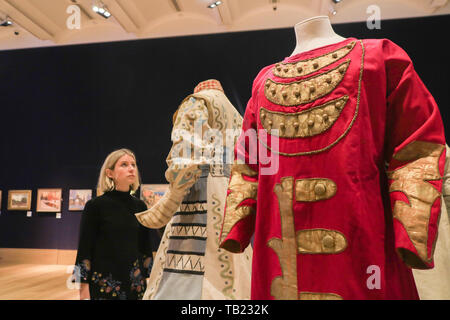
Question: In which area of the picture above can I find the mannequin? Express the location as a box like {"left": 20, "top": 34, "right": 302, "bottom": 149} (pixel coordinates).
{"left": 135, "top": 80, "right": 252, "bottom": 300}
{"left": 290, "top": 16, "right": 346, "bottom": 56}
{"left": 219, "top": 15, "right": 447, "bottom": 300}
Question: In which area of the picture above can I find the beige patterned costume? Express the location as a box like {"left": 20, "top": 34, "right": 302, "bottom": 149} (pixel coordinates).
{"left": 136, "top": 80, "right": 252, "bottom": 300}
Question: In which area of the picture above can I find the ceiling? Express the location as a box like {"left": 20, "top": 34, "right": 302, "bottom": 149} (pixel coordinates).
{"left": 0, "top": 0, "right": 449, "bottom": 50}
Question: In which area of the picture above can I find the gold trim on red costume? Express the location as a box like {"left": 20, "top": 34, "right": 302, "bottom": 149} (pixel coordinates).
{"left": 295, "top": 178, "right": 337, "bottom": 202}
{"left": 299, "top": 292, "right": 343, "bottom": 300}
{"left": 296, "top": 229, "right": 347, "bottom": 254}
{"left": 273, "top": 41, "right": 356, "bottom": 78}
{"left": 387, "top": 141, "right": 445, "bottom": 268}
{"left": 219, "top": 164, "right": 258, "bottom": 251}
{"left": 259, "top": 96, "right": 349, "bottom": 138}
{"left": 259, "top": 40, "right": 365, "bottom": 156}
{"left": 268, "top": 177, "right": 298, "bottom": 300}
{"left": 264, "top": 60, "right": 350, "bottom": 106}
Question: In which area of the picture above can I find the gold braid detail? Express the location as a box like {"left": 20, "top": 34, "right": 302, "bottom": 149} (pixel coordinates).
{"left": 219, "top": 164, "right": 258, "bottom": 252}
{"left": 267, "top": 177, "right": 298, "bottom": 300}
{"left": 387, "top": 141, "right": 445, "bottom": 268}
{"left": 259, "top": 39, "right": 365, "bottom": 156}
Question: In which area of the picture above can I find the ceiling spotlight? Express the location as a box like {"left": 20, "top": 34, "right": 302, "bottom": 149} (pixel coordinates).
{"left": 207, "top": 1, "right": 222, "bottom": 9}
{"left": 328, "top": 3, "right": 338, "bottom": 16}
{"left": 332, "top": 0, "right": 342, "bottom": 3}
{"left": 92, "top": 2, "right": 111, "bottom": 19}
{"left": 0, "top": 17, "right": 13, "bottom": 27}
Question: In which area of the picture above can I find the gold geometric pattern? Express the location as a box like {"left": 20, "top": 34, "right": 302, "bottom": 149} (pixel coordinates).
{"left": 273, "top": 41, "right": 356, "bottom": 78}
{"left": 267, "top": 177, "right": 298, "bottom": 300}
{"left": 220, "top": 164, "right": 258, "bottom": 249}
{"left": 260, "top": 96, "right": 349, "bottom": 138}
{"left": 296, "top": 229, "right": 347, "bottom": 254}
{"left": 387, "top": 140, "right": 445, "bottom": 268}
{"left": 264, "top": 60, "right": 350, "bottom": 106}
{"left": 165, "top": 253, "right": 204, "bottom": 273}
{"left": 295, "top": 178, "right": 337, "bottom": 202}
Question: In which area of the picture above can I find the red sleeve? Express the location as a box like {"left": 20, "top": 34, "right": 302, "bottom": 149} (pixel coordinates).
{"left": 383, "top": 39, "right": 446, "bottom": 269}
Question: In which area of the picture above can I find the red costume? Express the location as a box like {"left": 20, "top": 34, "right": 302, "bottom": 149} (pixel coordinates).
{"left": 219, "top": 38, "right": 446, "bottom": 299}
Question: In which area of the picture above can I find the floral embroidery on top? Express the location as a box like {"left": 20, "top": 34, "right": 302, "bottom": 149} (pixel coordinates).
{"left": 130, "top": 259, "right": 146, "bottom": 299}
{"left": 73, "top": 259, "right": 91, "bottom": 283}
{"left": 91, "top": 272, "right": 124, "bottom": 299}
{"left": 142, "top": 255, "right": 153, "bottom": 278}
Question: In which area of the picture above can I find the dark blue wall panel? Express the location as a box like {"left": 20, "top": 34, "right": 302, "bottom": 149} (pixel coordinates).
{"left": 0, "top": 15, "right": 449, "bottom": 250}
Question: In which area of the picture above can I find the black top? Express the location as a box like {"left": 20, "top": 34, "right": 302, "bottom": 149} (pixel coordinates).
{"left": 74, "top": 190, "right": 157, "bottom": 300}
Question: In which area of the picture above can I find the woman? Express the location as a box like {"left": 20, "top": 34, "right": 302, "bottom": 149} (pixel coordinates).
{"left": 74, "top": 148, "right": 155, "bottom": 300}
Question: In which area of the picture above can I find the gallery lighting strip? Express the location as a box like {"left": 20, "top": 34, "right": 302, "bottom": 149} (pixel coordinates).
{"left": 330, "top": 0, "right": 344, "bottom": 15}
{"left": 92, "top": 2, "right": 111, "bottom": 18}
{"left": 0, "top": 15, "right": 12, "bottom": 26}
{"left": 207, "top": 1, "right": 222, "bottom": 9}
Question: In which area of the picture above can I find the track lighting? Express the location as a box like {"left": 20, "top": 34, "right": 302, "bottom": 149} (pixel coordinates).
{"left": 0, "top": 16, "right": 12, "bottom": 27}
{"left": 207, "top": 1, "right": 222, "bottom": 9}
{"left": 92, "top": 2, "right": 111, "bottom": 18}
{"left": 329, "top": 0, "right": 341, "bottom": 16}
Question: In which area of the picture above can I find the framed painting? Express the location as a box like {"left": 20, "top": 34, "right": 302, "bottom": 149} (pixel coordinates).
{"left": 140, "top": 184, "right": 169, "bottom": 209}
{"left": 7, "top": 190, "right": 32, "bottom": 211}
{"left": 69, "top": 189, "right": 92, "bottom": 211}
{"left": 36, "top": 188, "right": 62, "bottom": 212}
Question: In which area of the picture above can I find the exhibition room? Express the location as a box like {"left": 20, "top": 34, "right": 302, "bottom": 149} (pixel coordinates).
{"left": 0, "top": 0, "right": 449, "bottom": 303}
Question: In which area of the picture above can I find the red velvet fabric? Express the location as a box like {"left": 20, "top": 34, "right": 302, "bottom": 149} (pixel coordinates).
{"left": 220, "top": 38, "right": 446, "bottom": 299}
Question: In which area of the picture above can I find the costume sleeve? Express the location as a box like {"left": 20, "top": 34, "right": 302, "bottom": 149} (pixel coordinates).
{"left": 443, "top": 145, "right": 450, "bottom": 212}
{"left": 135, "top": 97, "right": 211, "bottom": 228}
{"left": 383, "top": 39, "right": 447, "bottom": 269}
{"left": 165, "top": 96, "right": 214, "bottom": 179}
{"left": 74, "top": 200, "right": 99, "bottom": 283}
{"left": 219, "top": 96, "right": 259, "bottom": 253}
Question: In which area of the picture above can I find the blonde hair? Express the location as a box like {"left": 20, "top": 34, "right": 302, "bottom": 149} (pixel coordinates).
{"left": 97, "top": 148, "right": 141, "bottom": 194}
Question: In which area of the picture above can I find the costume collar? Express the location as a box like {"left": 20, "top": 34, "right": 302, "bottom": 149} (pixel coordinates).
{"left": 194, "top": 79, "right": 224, "bottom": 93}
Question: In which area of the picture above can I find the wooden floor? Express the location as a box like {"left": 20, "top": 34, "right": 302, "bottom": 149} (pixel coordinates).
{"left": 0, "top": 263, "right": 79, "bottom": 300}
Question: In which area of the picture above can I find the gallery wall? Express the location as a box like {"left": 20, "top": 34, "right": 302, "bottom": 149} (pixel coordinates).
{"left": 0, "top": 14, "right": 449, "bottom": 251}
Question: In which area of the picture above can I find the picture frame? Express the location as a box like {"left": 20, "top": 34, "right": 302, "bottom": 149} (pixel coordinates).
{"left": 7, "top": 190, "right": 32, "bottom": 211}
{"left": 36, "top": 188, "right": 62, "bottom": 212}
{"left": 140, "top": 184, "right": 169, "bottom": 209}
{"left": 68, "top": 189, "right": 92, "bottom": 211}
